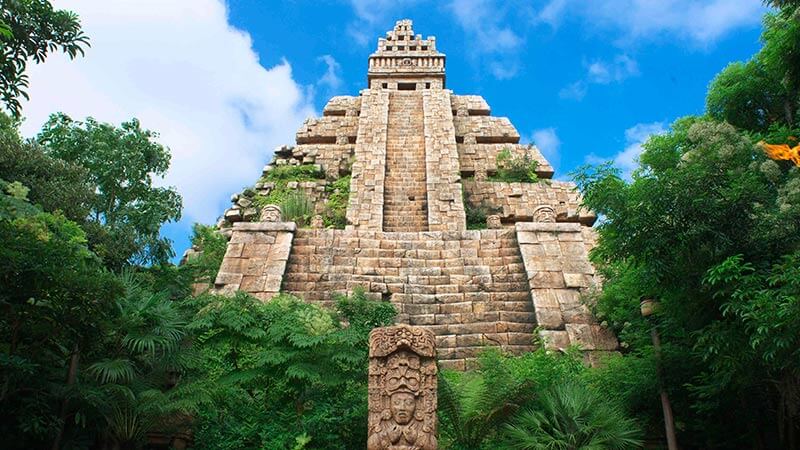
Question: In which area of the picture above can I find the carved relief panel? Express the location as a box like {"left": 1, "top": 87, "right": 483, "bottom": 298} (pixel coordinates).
{"left": 368, "top": 325, "right": 437, "bottom": 450}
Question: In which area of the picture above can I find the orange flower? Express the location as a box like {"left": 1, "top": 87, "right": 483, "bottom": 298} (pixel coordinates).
{"left": 758, "top": 141, "right": 800, "bottom": 166}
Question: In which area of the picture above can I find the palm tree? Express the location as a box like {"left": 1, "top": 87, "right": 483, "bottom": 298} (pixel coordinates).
{"left": 500, "top": 380, "right": 643, "bottom": 450}
{"left": 438, "top": 350, "right": 534, "bottom": 449}
{"left": 84, "top": 271, "right": 198, "bottom": 449}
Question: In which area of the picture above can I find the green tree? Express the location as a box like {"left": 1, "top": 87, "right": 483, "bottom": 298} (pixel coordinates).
{"left": 707, "top": 10, "right": 800, "bottom": 130}
{"left": 573, "top": 118, "right": 800, "bottom": 448}
{"left": 0, "top": 0, "right": 89, "bottom": 117}
{"left": 0, "top": 113, "right": 93, "bottom": 222}
{"left": 0, "top": 185, "right": 122, "bottom": 448}
{"left": 36, "top": 113, "right": 182, "bottom": 269}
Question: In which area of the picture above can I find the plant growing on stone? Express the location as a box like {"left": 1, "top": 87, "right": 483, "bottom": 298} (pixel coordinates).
{"left": 281, "top": 191, "right": 313, "bottom": 226}
{"left": 491, "top": 148, "right": 540, "bottom": 183}
{"left": 323, "top": 175, "right": 351, "bottom": 229}
{"left": 263, "top": 164, "right": 324, "bottom": 183}
{"left": 463, "top": 191, "right": 500, "bottom": 230}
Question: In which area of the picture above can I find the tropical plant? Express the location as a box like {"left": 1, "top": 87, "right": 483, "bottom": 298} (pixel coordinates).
{"left": 187, "top": 289, "right": 395, "bottom": 449}
{"left": 438, "top": 348, "right": 585, "bottom": 450}
{"left": 500, "top": 380, "right": 643, "bottom": 450}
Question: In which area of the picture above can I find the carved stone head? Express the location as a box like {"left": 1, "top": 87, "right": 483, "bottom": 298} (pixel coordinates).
{"left": 390, "top": 392, "right": 416, "bottom": 425}
{"left": 486, "top": 214, "right": 502, "bottom": 229}
{"left": 311, "top": 214, "right": 324, "bottom": 229}
{"left": 260, "top": 204, "right": 282, "bottom": 222}
{"left": 533, "top": 205, "right": 556, "bottom": 223}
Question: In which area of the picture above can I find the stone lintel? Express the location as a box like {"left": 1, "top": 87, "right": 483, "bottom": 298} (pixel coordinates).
{"left": 515, "top": 222, "right": 583, "bottom": 233}
{"left": 233, "top": 221, "right": 297, "bottom": 232}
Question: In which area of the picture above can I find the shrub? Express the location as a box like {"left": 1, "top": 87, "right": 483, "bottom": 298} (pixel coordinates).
{"left": 323, "top": 175, "right": 351, "bottom": 229}
{"left": 491, "top": 148, "right": 540, "bottom": 183}
{"left": 464, "top": 191, "right": 499, "bottom": 230}
{"left": 499, "top": 380, "right": 644, "bottom": 450}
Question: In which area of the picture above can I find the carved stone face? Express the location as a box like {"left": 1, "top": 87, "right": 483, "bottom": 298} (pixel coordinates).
{"left": 311, "top": 214, "right": 324, "bottom": 229}
{"left": 390, "top": 392, "right": 416, "bottom": 425}
{"left": 486, "top": 215, "right": 502, "bottom": 229}
{"left": 533, "top": 205, "right": 556, "bottom": 223}
{"left": 260, "top": 205, "right": 282, "bottom": 222}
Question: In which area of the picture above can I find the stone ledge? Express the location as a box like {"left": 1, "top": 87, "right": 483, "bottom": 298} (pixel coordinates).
{"left": 233, "top": 222, "right": 297, "bottom": 232}
{"left": 515, "top": 222, "right": 583, "bottom": 232}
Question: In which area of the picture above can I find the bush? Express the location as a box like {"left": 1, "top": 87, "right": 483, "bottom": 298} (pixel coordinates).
{"left": 323, "top": 175, "right": 350, "bottom": 229}
{"left": 490, "top": 148, "right": 540, "bottom": 183}
{"left": 500, "top": 380, "right": 644, "bottom": 450}
{"left": 464, "top": 191, "right": 499, "bottom": 230}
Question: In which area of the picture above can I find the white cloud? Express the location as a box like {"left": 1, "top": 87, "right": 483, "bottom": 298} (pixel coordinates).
{"left": 21, "top": 0, "right": 316, "bottom": 228}
{"left": 587, "top": 55, "right": 638, "bottom": 84}
{"left": 561, "top": 54, "right": 638, "bottom": 101}
{"left": 537, "top": 0, "right": 567, "bottom": 27}
{"left": 559, "top": 81, "right": 588, "bottom": 100}
{"left": 530, "top": 127, "right": 561, "bottom": 171}
{"left": 587, "top": 122, "right": 666, "bottom": 179}
{"left": 448, "top": 0, "right": 527, "bottom": 79}
{"left": 539, "top": 0, "right": 764, "bottom": 46}
{"left": 317, "top": 55, "right": 343, "bottom": 92}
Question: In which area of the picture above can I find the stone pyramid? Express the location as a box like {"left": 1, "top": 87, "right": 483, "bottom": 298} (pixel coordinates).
{"left": 212, "top": 19, "right": 617, "bottom": 369}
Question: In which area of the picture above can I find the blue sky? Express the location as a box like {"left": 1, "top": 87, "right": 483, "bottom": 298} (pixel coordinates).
{"left": 21, "top": 1, "right": 768, "bottom": 261}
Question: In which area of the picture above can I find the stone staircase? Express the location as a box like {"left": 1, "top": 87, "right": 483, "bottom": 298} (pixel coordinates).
{"left": 383, "top": 91, "right": 428, "bottom": 232}
{"left": 281, "top": 228, "right": 535, "bottom": 369}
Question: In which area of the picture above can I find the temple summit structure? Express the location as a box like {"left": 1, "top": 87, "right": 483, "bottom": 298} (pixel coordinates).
{"left": 210, "top": 19, "right": 617, "bottom": 369}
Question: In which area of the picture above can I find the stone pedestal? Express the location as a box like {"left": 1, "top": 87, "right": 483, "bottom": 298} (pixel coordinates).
{"left": 368, "top": 325, "right": 437, "bottom": 450}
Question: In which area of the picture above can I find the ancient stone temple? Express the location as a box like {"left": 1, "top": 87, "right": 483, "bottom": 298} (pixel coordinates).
{"left": 213, "top": 19, "right": 617, "bottom": 369}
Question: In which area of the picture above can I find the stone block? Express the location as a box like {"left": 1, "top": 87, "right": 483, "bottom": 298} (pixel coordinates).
{"left": 534, "top": 307, "right": 564, "bottom": 329}
{"left": 539, "top": 330, "right": 570, "bottom": 350}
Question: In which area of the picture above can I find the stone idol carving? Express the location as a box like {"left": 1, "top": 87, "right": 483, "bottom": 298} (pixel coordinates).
{"left": 368, "top": 325, "right": 437, "bottom": 450}
{"left": 533, "top": 205, "right": 556, "bottom": 223}
{"left": 486, "top": 214, "right": 502, "bottom": 229}
{"left": 260, "top": 204, "right": 282, "bottom": 222}
{"left": 311, "top": 214, "right": 325, "bottom": 229}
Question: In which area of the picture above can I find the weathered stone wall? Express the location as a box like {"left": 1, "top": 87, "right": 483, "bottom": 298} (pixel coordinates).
{"left": 422, "top": 90, "right": 466, "bottom": 231}
{"left": 463, "top": 180, "right": 596, "bottom": 225}
{"left": 453, "top": 116, "right": 520, "bottom": 144}
{"left": 296, "top": 116, "right": 358, "bottom": 145}
{"left": 515, "top": 222, "right": 617, "bottom": 363}
{"left": 450, "top": 94, "right": 490, "bottom": 116}
{"left": 213, "top": 222, "right": 296, "bottom": 301}
{"left": 270, "top": 144, "right": 354, "bottom": 180}
{"left": 458, "top": 143, "right": 554, "bottom": 179}
{"left": 281, "top": 228, "right": 535, "bottom": 370}
{"left": 347, "top": 89, "right": 390, "bottom": 230}
{"left": 322, "top": 95, "right": 362, "bottom": 117}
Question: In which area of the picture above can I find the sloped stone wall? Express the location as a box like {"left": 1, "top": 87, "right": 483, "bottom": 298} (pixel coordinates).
{"left": 422, "top": 90, "right": 466, "bottom": 231}
{"left": 515, "top": 222, "right": 617, "bottom": 363}
{"left": 347, "top": 89, "right": 390, "bottom": 230}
